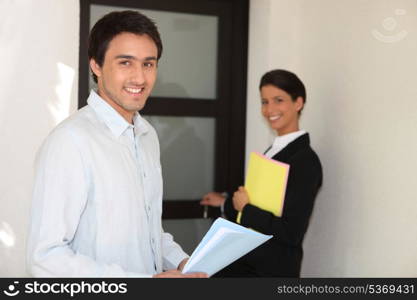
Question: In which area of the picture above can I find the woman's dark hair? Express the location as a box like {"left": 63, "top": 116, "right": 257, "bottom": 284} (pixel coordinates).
{"left": 88, "top": 10, "right": 163, "bottom": 83}
{"left": 259, "top": 69, "right": 306, "bottom": 108}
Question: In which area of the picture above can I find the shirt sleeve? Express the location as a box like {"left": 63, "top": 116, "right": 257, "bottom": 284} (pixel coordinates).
{"left": 239, "top": 150, "right": 322, "bottom": 246}
{"left": 26, "top": 128, "right": 152, "bottom": 277}
{"left": 160, "top": 230, "right": 189, "bottom": 271}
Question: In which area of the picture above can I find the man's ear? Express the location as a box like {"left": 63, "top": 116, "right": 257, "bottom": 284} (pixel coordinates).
{"left": 295, "top": 96, "right": 304, "bottom": 112}
{"left": 89, "top": 59, "right": 102, "bottom": 78}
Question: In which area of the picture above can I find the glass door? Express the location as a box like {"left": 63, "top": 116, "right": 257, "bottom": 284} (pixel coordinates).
{"left": 79, "top": 0, "right": 249, "bottom": 254}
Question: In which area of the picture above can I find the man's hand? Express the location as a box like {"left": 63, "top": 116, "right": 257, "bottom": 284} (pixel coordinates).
{"left": 153, "top": 269, "right": 208, "bottom": 278}
{"left": 200, "top": 192, "right": 226, "bottom": 207}
{"left": 232, "top": 186, "right": 249, "bottom": 212}
{"left": 177, "top": 258, "right": 188, "bottom": 272}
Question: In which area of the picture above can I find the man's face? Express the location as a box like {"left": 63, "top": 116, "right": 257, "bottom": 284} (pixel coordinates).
{"left": 90, "top": 32, "right": 158, "bottom": 122}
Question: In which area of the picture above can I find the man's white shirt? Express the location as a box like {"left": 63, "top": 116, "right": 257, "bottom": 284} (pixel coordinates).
{"left": 27, "top": 90, "right": 188, "bottom": 277}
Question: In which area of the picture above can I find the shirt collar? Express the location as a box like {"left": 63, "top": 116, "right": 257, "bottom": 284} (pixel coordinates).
{"left": 272, "top": 130, "right": 307, "bottom": 152}
{"left": 132, "top": 111, "right": 150, "bottom": 137}
{"left": 87, "top": 90, "right": 149, "bottom": 138}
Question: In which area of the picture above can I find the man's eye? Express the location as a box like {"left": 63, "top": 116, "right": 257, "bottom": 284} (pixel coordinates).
{"left": 120, "top": 61, "right": 130, "bottom": 66}
{"left": 144, "top": 62, "right": 154, "bottom": 68}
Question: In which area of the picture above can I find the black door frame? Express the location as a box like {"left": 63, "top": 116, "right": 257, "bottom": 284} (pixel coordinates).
{"left": 78, "top": 0, "right": 249, "bottom": 219}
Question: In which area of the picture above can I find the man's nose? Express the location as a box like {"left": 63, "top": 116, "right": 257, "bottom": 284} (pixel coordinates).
{"left": 131, "top": 66, "right": 145, "bottom": 84}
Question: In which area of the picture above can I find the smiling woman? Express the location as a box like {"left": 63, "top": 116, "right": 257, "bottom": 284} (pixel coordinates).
{"left": 201, "top": 69, "right": 323, "bottom": 277}
{"left": 260, "top": 84, "right": 304, "bottom": 136}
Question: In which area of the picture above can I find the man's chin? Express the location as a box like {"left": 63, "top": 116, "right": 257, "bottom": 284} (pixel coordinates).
{"left": 126, "top": 103, "right": 146, "bottom": 113}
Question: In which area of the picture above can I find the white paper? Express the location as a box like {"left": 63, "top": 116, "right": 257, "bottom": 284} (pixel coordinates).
{"left": 182, "top": 218, "right": 273, "bottom": 276}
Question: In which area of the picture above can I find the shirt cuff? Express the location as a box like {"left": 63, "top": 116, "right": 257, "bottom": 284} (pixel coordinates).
{"left": 163, "top": 250, "right": 189, "bottom": 271}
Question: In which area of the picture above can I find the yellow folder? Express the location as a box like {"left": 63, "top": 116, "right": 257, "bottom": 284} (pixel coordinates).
{"left": 237, "top": 152, "right": 290, "bottom": 224}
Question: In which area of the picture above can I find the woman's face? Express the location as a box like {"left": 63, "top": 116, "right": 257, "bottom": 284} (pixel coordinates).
{"left": 260, "top": 84, "right": 304, "bottom": 135}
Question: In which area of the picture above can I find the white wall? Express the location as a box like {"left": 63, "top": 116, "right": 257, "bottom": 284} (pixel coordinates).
{"left": 0, "top": 0, "right": 79, "bottom": 276}
{"left": 247, "top": 0, "right": 417, "bottom": 276}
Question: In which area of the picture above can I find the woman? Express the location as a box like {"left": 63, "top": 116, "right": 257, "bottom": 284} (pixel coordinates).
{"left": 201, "top": 69, "right": 322, "bottom": 277}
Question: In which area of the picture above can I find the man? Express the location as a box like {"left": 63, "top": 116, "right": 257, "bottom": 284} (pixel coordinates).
{"left": 27, "top": 10, "right": 206, "bottom": 278}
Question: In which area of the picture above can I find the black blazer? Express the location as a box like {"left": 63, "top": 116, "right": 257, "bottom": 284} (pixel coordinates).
{"left": 218, "top": 133, "right": 322, "bottom": 277}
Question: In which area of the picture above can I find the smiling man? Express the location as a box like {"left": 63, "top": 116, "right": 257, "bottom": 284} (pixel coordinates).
{"left": 89, "top": 31, "right": 157, "bottom": 123}
{"left": 27, "top": 11, "right": 206, "bottom": 278}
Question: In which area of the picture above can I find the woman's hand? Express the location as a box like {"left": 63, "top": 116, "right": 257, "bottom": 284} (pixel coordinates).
{"left": 232, "top": 186, "right": 249, "bottom": 212}
{"left": 200, "top": 192, "right": 226, "bottom": 207}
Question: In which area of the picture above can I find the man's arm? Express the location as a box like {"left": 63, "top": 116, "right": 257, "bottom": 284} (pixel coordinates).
{"left": 160, "top": 229, "right": 189, "bottom": 271}
{"left": 26, "top": 128, "right": 151, "bottom": 277}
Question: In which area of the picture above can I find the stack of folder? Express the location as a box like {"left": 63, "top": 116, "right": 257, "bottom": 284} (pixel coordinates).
{"left": 182, "top": 218, "right": 272, "bottom": 276}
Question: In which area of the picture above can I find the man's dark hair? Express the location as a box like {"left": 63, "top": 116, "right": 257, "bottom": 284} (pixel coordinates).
{"left": 259, "top": 69, "right": 307, "bottom": 107}
{"left": 88, "top": 10, "right": 163, "bottom": 83}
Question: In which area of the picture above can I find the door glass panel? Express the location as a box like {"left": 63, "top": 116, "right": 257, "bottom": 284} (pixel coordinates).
{"left": 90, "top": 4, "right": 218, "bottom": 99}
{"left": 145, "top": 116, "right": 215, "bottom": 200}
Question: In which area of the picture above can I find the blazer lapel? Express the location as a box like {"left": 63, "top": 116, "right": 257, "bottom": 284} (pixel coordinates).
{"left": 272, "top": 133, "right": 310, "bottom": 163}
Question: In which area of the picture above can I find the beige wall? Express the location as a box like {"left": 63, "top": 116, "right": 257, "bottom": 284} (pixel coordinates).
{"left": 0, "top": 0, "right": 79, "bottom": 276}
{"left": 247, "top": 0, "right": 417, "bottom": 276}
